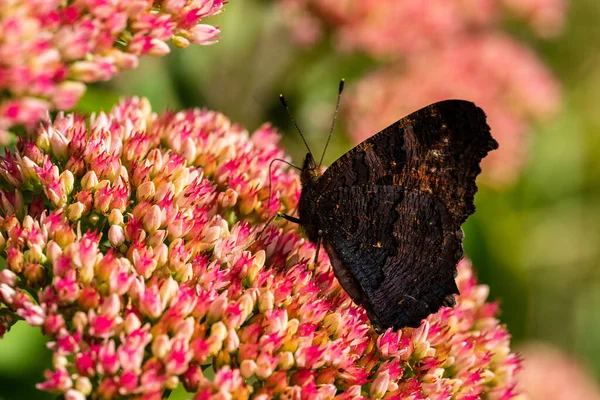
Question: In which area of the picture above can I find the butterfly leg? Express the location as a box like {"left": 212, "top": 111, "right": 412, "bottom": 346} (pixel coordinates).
{"left": 241, "top": 213, "right": 292, "bottom": 253}
{"left": 278, "top": 213, "right": 301, "bottom": 224}
{"left": 255, "top": 213, "right": 278, "bottom": 243}
{"left": 313, "top": 230, "right": 323, "bottom": 266}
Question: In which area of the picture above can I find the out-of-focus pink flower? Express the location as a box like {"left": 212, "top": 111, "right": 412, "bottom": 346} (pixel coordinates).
{"left": 0, "top": 98, "right": 521, "bottom": 397}
{"left": 279, "top": 0, "right": 566, "bottom": 54}
{"left": 518, "top": 343, "right": 600, "bottom": 400}
{"left": 0, "top": 0, "right": 224, "bottom": 135}
{"left": 345, "top": 34, "right": 561, "bottom": 187}
{"left": 502, "top": 0, "right": 566, "bottom": 37}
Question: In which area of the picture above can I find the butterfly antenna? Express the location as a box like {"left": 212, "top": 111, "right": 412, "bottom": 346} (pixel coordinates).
{"left": 279, "top": 94, "right": 312, "bottom": 154}
{"left": 319, "top": 79, "right": 345, "bottom": 168}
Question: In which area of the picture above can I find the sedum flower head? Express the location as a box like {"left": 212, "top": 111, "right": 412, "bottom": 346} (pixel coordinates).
{"left": 0, "top": 98, "right": 521, "bottom": 398}
{"left": 0, "top": 0, "right": 223, "bottom": 138}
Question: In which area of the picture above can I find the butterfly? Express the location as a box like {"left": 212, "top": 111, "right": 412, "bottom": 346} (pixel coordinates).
{"left": 278, "top": 81, "right": 498, "bottom": 331}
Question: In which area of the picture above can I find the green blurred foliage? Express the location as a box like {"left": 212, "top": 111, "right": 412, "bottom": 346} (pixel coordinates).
{"left": 2, "top": 0, "right": 600, "bottom": 398}
{"left": 0, "top": 322, "right": 53, "bottom": 399}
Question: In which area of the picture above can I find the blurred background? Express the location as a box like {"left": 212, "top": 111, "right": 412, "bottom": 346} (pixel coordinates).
{"left": 1, "top": 0, "right": 600, "bottom": 398}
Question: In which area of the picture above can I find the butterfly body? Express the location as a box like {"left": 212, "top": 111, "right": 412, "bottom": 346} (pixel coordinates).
{"left": 296, "top": 99, "right": 498, "bottom": 331}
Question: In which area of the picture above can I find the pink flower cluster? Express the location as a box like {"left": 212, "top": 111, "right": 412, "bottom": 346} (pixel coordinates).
{"left": 279, "top": 0, "right": 565, "bottom": 54}
{"left": 0, "top": 0, "right": 223, "bottom": 139}
{"left": 278, "top": 0, "right": 565, "bottom": 187}
{"left": 0, "top": 99, "right": 521, "bottom": 398}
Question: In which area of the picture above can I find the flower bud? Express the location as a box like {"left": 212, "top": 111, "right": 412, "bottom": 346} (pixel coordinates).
{"left": 65, "top": 389, "right": 85, "bottom": 400}
{"left": 207, "top": 295, "right": 227, "bottom": 322}
{"left": 7, "top": 248, "right": 24, "bottom": 273}
{"left": 72, "top": 311, "right": 88, "bottom": 332}
{"left": 172, "top": 168, "right": 190, "bottom": 196}
{"left": 218, "top": 188, "right": 238, "bottom": 208}
{"left": 70, "top": 61, "right": 101, "bottom": 82}
{"left": 370, "top": 370, "right": 390, "bottom": 399}
{"left": 81, "top": 171, "right": 99, "bottom": 190}
{"left": 240, "top": 359, "right": 256, "bottom": 379}
{"left": 423, "top": 368, "right": 445, "bottom": 383}
{"left": 49, "top": 129, "right": 69, "bottom": 159}
{"left": 152, "top": 334, "right": 171, "bottom": 359}
{"left": 46, "top": 241, "right": 63, "bottom": 265}
{"left": 147, "top": 38, "right": 171, "bottom": 56}
{"left": 259, "top": 290, "right": 274, "bottom": 313}
{"left": 123, "top": 313, "right": 142, "bottom": 334}
{"left": 225, "top": 328, "right": 240, "bottom": 352}
{"left": 189, "top": 24, "right": 220, "bottom": 45}
{"left": 21, "top": 156, "right": 38, "bottom": 183}
{"left": 287, "top": 319, "right": 299, "bottom": 336}
{"left": 24, "top": 263, "right": 46, "bottom": 286}
{"left": 142, "top": 205, "right": 162, "bottom": 233}
{"left": 202, "top": 226, "right": 221, "bottom": 243}
{"left": 154, "top": 243, "right": 168, "bottom": 268}
{"left": 0, "top": 284, "right": 16, "bottom": 304}
{"left": 148, "top": 230, "right": 166, "bottom": 248}
{"left": 78, "top": 288, "right": 100, "bottom": 311}
{"left": 0, "top": 269, "right": 17, "bottom": 286}
{"left": 67, "top": 202, "right": 86, "bottom": 221}
{"left": 60, "top": 170, "right": 75, "bottom": 195}
{"left": 108, "top": 225, "right": 125, "bottom": 247}
{"left": 159, "top": 277, "right": 179, "bottom": 307}
{"left": 323, "top": 312, "right": 341, "bottom": 335}
{"left": 255, "top": 355, "right": 274, "bottom": 379}
{"left": 278, "top": 351, "right": 294, "bottom": 370}
{"left": 108, "top": 209, "right": 124, "bottom": 226}
{"left": 35, "top": 133, "right": 50, "bottom": 153}
{"left": 174, "top": 317, "right": 195, "bottom": 340}
{"left": 246, "top": 250, "right": 264, "bottom": 283}
{"left": 237, "top": 293, "right": 255, "bottom": 323}
{"left": 165, "top": 376, "right": 179, "bottom": 390}
{"left": 172, "top": 35, "right": 190, "bottom": 48}
{"left": 210, "top": 321, "right": 227, "bottom": 342}
{"left": 75, "top": 377, "right": 92, "bottom": 396}
{"left": 182, "top": 137, "right": 197, "bottom": 163}
{"left": 155, "top": 182, "right": 174, "bottom": 203}
{"left": 136, "top": 181, "right": 156, "bottom": 201}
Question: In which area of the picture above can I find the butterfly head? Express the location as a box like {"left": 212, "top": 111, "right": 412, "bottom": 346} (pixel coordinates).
{"left": 301, "top": 153, "right": 321, "bottom": 184}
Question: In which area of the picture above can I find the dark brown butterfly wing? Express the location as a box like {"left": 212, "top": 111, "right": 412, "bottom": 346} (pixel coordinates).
{"left": 313, "top": 100, "right": 497, "bottom": 330}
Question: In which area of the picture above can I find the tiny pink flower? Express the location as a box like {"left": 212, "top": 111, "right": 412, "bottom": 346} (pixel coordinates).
{"left": 188, "top": 24, "right": 221, "bottom": 45}
{"left": 36, "top": 367, "right": 73, "bottom": 392}
{"left": 139, "top": 286, "right": 164, "bottom": 319}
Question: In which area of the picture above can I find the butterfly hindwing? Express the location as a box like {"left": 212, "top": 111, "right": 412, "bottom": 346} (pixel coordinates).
{"left": 318, "top": 185, "right": 461, "bottom": 329}
{"left": 303, "top": 100, "right": 497, "bottom": 330}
